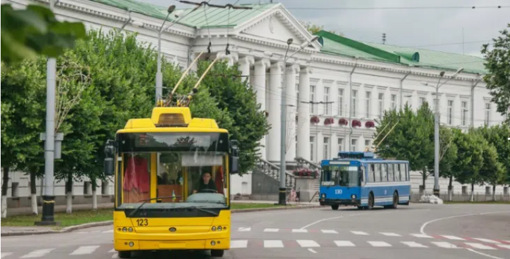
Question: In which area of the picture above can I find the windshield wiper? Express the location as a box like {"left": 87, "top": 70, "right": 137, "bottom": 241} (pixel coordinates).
{"left": 128, "top": 196, "right": 179, "bottom": 217}
{"left": 188, "top": 206, "right": 219, "bottom": 216}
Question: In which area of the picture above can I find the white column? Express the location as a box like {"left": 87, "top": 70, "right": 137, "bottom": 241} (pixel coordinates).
{"left": 285, "top": 64, "right": 300, "bottom": 162}
{"left": 238, "top": 56, "right": 254, "bottom": 81}
{"left": 254, "top": 59, "right": 270, "bottom": 160}
{"left": 267, "top": 61, "right": 284, "bottom": 162}
{"left": 297, "top": 67, "right": 312, "bottom": 160}
{"left": 217, "top": 52, "right": 238, "bottom": 67}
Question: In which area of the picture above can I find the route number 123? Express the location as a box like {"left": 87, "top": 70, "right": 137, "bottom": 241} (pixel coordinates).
{"left": 136, "top": 219, "right": 148, "bottom": 226}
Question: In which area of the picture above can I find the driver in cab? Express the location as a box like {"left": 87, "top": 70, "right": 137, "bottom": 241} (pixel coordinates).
{"left": 193, "top": 172, "right": 217, "bottom": 193}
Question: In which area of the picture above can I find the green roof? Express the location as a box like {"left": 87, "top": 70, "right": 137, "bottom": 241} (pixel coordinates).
{"left": 91, "top": 0, "right": 276, "bottom": 28}
{"left": 316, "top": 31, "right": 486, "bottom": 74}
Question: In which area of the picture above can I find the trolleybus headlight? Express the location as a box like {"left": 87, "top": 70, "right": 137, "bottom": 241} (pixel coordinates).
{"left": 129, "top": 242, "right": 134, "bottom": 247}
{"left": 128, "top": 227, "right": 133, "bottom": 232}
{"left": 218, "top": 226, "right": 222, "bottom": 231}
{"left": 321, "top": 193, "right": 326, "bottom": 198}
{"left": 122, "top": 227, "right": 127, "bottom": 232}
{"left": 211, "top": 226, "right": 216, "bottom": 231}
{"left": 351, "top": 194, "right": 356, "bottom": 199}
{"left": 211, "top": 241, "right": 216, "bottom": 246}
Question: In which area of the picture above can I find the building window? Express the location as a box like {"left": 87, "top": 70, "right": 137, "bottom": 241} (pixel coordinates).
{"left": 365, "top": 92, "right": 371, "bottom": 118}
{"left": 338, "top": 138, "right": 344, "bottom": 152}
{"left": 461, "top": 101, "right": 468, "bottom": 126}
{"left": 338, "top": 89, "right": 344, "bottom": 116}
{"left": 323, "top": 137, "right": 330, "bottom": 160}
{"left": 310, "top": 136, "right": 315, "bottom": 161}
{"left": 419, "top": 97, "right": 426, "bottom": 108}
{"left": 310, "top": 85, "right": 316, "bottom": 114}
{"left": 485, "top": 103, "right": 491, "bottom": 125}
{"left": 447, "top": 100, "right": 453, "bottom": 125}
{"left": 365, "top": 139, "right": 371, "bottom": 150}
{"left": 351, "top": 90, "right": 357, "bottom": 117}
{"left": 391, "top": 94, "right": 396, "bottom": 109}
{"left": 324, "top": 87, "right": 330, "bottom": 115}
{"left": 351, "top": 139, "right": 357, "bottom": 151}
{"left": 378, "top": 93, "right": 384, "bottom": 117}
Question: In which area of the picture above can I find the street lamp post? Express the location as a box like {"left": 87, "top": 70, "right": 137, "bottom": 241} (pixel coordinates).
{"left": 156, "top": 5, "right": 176, "bottom": 104}
{"left": 278, "top": 37, "right": 318, "bottom": 205}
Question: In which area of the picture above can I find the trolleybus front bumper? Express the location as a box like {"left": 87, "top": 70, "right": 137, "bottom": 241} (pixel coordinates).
{"left": 320, "top": 198, "right": 360, "bottom": 206}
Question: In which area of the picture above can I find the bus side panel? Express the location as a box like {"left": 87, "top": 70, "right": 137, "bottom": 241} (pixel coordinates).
{"left": 396, "top": 183, "right": 411, "bottom": 204}
{"left": 371, "top": 185, "right": 393, "bottom": 206}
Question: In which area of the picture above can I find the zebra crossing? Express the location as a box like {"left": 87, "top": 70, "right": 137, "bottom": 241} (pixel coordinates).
{"left": 1, "top": 240, "right": 509, "bottom": 259}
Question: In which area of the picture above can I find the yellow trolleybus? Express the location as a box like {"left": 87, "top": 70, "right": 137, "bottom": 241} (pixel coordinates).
{"left": 104, "top": 106, "right": 239, "bottom": 258}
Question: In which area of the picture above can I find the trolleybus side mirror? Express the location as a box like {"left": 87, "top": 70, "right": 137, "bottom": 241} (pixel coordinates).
{"left": 104, "top": 140, "right": 115, "bottom": 176}
{"left": 230, "top": 140, "right": 240, "bottom": 174}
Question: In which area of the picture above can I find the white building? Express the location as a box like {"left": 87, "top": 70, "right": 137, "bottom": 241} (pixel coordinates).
{"left": 4, "top": 0, "right": 508, "bottom": 204}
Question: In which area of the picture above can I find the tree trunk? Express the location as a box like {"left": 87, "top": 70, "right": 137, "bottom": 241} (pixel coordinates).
{"left": 470, "top": 182, "right": 475, "bottom": 202}
{"left": 30, "top": 170, "right": 38, "bottom": 215}
{"left": 65, "top": 174, "right": 73, "bottom": 214}
{"left": 1, "top": 167, "right": 9, "bottom": 218}
{"left": 91, "top": 179, "right": 97, "bottom": 210}
{"left": 421, "top": 169, "right": 427, "bottom": 195}
{"left": 492, "top": 185, "right": 496, "bottom": 202}
{"left": 448, "top": 176, "right": 453, "bottom": 201}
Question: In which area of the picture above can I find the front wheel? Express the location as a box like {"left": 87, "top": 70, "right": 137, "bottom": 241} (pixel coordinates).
{"left": 211, "top": 250, "right": 224, "bottom": 257}
{"left": 118, "top": 251, "right": 131, "bottom": 259}
{"left": 368, "top": 194, "right": 374, "bottom": 210}
{"left": 331, "top": 205, "right": 339, "bottom": 210}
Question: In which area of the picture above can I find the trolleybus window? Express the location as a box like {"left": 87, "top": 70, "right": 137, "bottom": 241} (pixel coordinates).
{"left": 388, "top": 163, "right": 394, "bottom": 181}
{"left": 375, "top": 164, "right": 381, "bottom": 182}
{"left": 381, "top": 164, "right": 388, "bottom": 182}
{"left": 321, "top": 165, "right": 360, "bottom": 187}
{"left": 368, "top": 164, "right": 376, "bottom": 183}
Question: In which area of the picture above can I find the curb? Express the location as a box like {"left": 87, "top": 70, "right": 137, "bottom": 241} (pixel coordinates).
{"left": 1, "top": 205, "right": 320, "bottom": 236}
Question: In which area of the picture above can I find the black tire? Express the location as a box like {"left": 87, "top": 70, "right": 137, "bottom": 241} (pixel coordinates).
{"left": 391, "top": 192, "right": 398, "bottom": 209}
{"left": 331, "top": 205, "right": 339, "bottom": 210}
{"left": 118, "top": 251, "right": 131, "bottom": 259}
{"left": 368, "top": 193, "right": 374, "bottom": 210}
{"left": 357, "top": 206, "right": 365, "bottom": 210}
{"left": 211, "top": 250, "right": 224, "bottom": 257}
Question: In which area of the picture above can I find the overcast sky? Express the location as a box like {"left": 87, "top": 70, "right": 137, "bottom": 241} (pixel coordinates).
{"left": 141, "top": 0, "right": 509, "bottom": 57}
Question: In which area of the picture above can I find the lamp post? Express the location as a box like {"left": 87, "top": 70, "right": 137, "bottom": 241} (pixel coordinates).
{"left": 279, "top": 36, "right": 319, "bottom": 205}
{"left": 429, "top": 68, "right": 463, "bottom": 197}
{"left": 156, "top": 5, "right": 176, "bottom": 104}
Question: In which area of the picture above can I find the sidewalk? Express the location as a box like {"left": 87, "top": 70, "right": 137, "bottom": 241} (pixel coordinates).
{"left": 5, "top": 202, "right": 114, "bottom": 217}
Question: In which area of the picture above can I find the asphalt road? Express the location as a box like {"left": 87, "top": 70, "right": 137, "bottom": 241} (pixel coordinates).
{"left": 2, "top": 203, "right": 510, "bottom": 259}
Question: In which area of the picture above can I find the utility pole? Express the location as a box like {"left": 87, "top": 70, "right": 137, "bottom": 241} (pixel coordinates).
{"left": 37, "top": 0, "right": 57, "bottom": 226}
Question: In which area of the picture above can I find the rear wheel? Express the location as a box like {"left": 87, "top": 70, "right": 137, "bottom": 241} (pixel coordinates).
{"left": 331, "top": 205, "right": 339, "bottom": 210}
{"left": 357, "top": 206, "right": 365, "bottom": 210}
{"left": 368, "top": 194, "right": 374, "bottom": 210}
{"left": 118, "top": 251, "right": 131, "bottom": 259}
{"left": 391, "top": 192, "right": 398, "bottom": 209}
{"left": 211, "top": 250, "right": 224, "bottom": 257}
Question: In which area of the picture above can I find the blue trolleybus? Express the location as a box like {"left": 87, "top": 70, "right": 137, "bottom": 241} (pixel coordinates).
{"left": 319, "top": 152, "right": 410, "bottom": 210}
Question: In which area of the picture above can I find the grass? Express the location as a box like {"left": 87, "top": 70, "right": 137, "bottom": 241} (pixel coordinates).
{"left": 444, "top": 201, "right": 510, "bottom": 204}
{"left": 2, "top": 203, "right": 289, "bottom": 228}
{"left": 1, "top": 209, "right": 113, "bottom": 229}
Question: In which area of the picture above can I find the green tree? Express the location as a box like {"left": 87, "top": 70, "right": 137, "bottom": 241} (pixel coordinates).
{"left": 374, "top": 104, "right": 434, "bottom": 192}
{"left": 1, "top": 4, "right": 86, "bottom": 65}
{"left": 481, "top": 24, "right": 510, "bottom": 121}
{"left": 453, "top": 130, "right": 485, "bottom": 202}
{"left": 300, "top": 21, "right": 341, "bottom": 35}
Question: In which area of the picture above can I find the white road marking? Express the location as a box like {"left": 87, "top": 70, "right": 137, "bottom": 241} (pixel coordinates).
{"left": 334, "top": 241, "right": 355, "bottom": 247}
{"left": 238, "top": 227, "right": 251, "bottom": 232}
{"left": 411, "top": 233, "right": 433, "bottom": 238}
{"left": 473, "top": 238, "right": 500, "bottom": 244}
{"left": 497, "top": 244, "right": 510, "bottom": 249}
{"left": 321, "top": 229, "right": 338, "bottom": 234}
{"left": 21, "top": 249, "right": 54, "bottom": 258}
{"left": 467, "top": 249, "right": 504, "bottom": 259}
{"left": 109, "top": 249, "right": 115, "bottom": 253}
{"left": 292, "top": 229, "right": 308, "bottom": 233}
{"left": 368, "top": 241, "right": 391, "bottom": 247}
{"left": 465, "top": 243, "right": 496, "bottom": 250}
{"left": 264, "top": 240, "right": 284, "bottom": 248}
{"left": 111, "top": 253, "right": 118, "bottom": 259}
{"left": 230, "top": 240, "right": 248, "bottom": 248}
{"left": 102, "top": 230, "right": 114, "bottom": 233}
{"left": 402, "top": 241, "right": 428, "bottom": 248}
{"left": 263, "top": 228, "right": 279, "bottom": 232}
{"left": 1, "top": 253, "right": 13, "bottom": 258}
{"left": 297, "top": 240, "right": 320, "bottom": 248}
{"left": 308, "top": 248, "right": 318, "bottom": 254}
{"left": 380, "top": 232, "right": 401, "bottom": 237}
{"left": 69, "top": 246, "right": 100, "bottom": 255}
{"left": 441, "top": 235, "right": 465, "bottom": 240}
{"left": 299, "top": 216, "right": 344, "bottom": 229}
{"left": 299, "top": 211, "right": 396, "bottom": 229}
{"left": 431, "top": 242, "right": 458, "bottom": 249}
{"left": 420, "top": 210, "right": 510, "bottom": 235}
{"left": 351, "top": 231, "right": 369, "bottom": 235}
